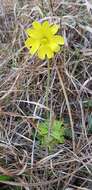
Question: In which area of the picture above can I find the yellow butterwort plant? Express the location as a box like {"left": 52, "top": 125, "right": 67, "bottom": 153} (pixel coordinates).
{"left": 25, "top": 20, "right": 64, "bottom": 60}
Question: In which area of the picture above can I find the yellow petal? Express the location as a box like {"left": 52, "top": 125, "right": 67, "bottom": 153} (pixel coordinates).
{"left": 25, "top": 28, "right": 42, "bottom": 39}
{"left": 29, "top": 40, "right": 40, "bottom": 55}
{"left": 54, "top": 35, "right": 64, "bottom": 45}
{"left": 25, "top": 28, "right": 34, "bottom": 37}
{"left": 38, "top": 46, "right": 46, "bottom": 60}
{"left": 32, "top": 21, "right": 41, "bottom": 29}
{"left": 48, "top": 38, "right": 58, "bottom": 51}
{"left": 54, "top": 45, "right": 60, "bottom": 52}
{"left": 42, "top": 21, "right": 52, "bottom": 38}
{"left": 49, "top": 41, "right": 56, "bottom": 51}
{"left": 50, "top": 24, "right": 59, "bottom": 34}
{"left": 42, "top": 21, "right": 50, "bottom": 29}
{"left": 46, "top": 47, "right": 54, "bottom": 59}
{"left": 38, "top": 45, "right": 54, "bottom": 59}
{"left": 25, "top": 38, "right": 33, "bottom": 49}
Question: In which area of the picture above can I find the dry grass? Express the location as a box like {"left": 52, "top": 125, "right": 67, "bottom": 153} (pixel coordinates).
{"left": 0, "top": 0, "right": 92, "bottom": 189}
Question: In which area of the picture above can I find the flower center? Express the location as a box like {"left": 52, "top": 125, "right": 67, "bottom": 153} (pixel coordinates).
{"left": 41, "top": 37, "right": 48, "bottom": 45}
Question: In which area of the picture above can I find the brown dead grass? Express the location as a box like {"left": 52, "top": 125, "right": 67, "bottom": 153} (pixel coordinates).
{"left": 0, "top": 0, "right": 92, "bottom": 189}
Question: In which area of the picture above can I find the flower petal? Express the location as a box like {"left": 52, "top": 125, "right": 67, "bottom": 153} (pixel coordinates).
{"left": 41, "top": 22, "right": 52, "bottom": 38}
{"left": 46, "top": 47, "right": 54, "bottom": 59}
{"left": 38, "top": 45, "right": 54, "bottom": 59}
{"left": 29, "top": 40, "right": 40, "bottom": 55}
{"left": 42, "top": 21, "right": 50, "bottom": 29}
{"left": 25, "top": 28, "right": 34, "bottom": 37}
{"left": 48, "top": 38, "right": 59, "bottom": 52}
{"left": 32, "top": 21, "right": 41, "bottom": 29}
{"left": 38, "top": 46, "right": 46, "bottom": 60}
{"left": 54, "top": 35, "right": 64, "bottom": 45}
{"left": 25, "top": 28, "right": 42, "bottom": 39}
{"left": 54, "top": 45, "right": 60, "bottom": 52}
{"left": 25, "top": 38, "right": 33, "bottom": 49}
{"left": 50, "top": 24, "right": 59, "bottom": 34}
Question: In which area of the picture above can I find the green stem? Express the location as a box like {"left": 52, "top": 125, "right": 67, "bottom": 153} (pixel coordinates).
{"left": 46, "top": 60, "right": 50, "bottom": 117}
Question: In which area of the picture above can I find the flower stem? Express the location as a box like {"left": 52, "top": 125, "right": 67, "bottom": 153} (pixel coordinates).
{"left": 46, "top": 60, "right": 50, "bottom": 117}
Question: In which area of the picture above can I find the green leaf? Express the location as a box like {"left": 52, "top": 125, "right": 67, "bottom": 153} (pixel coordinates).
{"left": 51, "top": 120, "right": 64, "bottom": 140}
{"left": 51, "top": 130, "right": 61, "bottom": 140}
{"left": 38, "top": 119, "right": 65, "bottom": 148}
{"left": 64, "top": 128, "right": 72, "bottom": 139}
{"left": 38, "top": 121, "right": 49, "bottom": 136}
{"left": 38, "top": 125, "right": 48, "bottom": 136}
{"left": 0, "top": 175, "right": 12, "bottom": 181}
{"left": 83, "top": 100, "right": 92, "bottom": 108}
{"left": 88, "top": 114, "right": 92, "bottom": 133}
{"left": 52, "top": 120, "right": 64, "bottom": 130}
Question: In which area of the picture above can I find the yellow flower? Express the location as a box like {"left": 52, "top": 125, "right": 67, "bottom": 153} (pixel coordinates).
{"left": 25, "top": 21, "right": 64, "bottom": 60}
